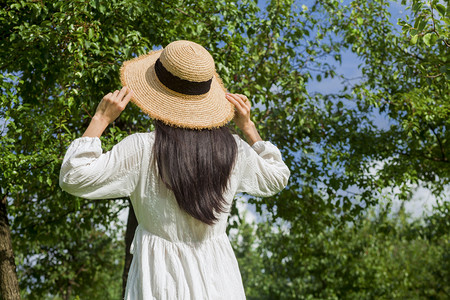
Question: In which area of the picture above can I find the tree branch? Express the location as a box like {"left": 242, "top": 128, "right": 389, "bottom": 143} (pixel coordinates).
{"left": 428, "top": 124, "right": 447, "bottom": 162}
{"left": 425, "top": 73, "right": 443, "bottom": 78}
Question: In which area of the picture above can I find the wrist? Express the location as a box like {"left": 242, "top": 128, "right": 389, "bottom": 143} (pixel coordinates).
{"left": 240, "top": 120, "right": 255, "bottom": 132}
{"left": 82, "top": 114, "right": 110, "bottom": 138}
{"left": 240, "top": 121, "right": 262, "bottom": 146}
{"left": 92, "top": 114, "right": 111, "bottom": 127}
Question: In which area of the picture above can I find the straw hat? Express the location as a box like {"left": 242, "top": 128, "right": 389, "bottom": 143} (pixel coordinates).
{"left": 120, "top": 40, "right": 234, "bottom": 129}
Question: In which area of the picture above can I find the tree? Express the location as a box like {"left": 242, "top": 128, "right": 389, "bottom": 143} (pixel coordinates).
{"left": 0, "top": 0, "right": 346, "bottom": 297}
{"left": 1, "top": 0, "right": 448, "bottom": 298}
{"left": 0, "top": 0, "right": 181, "bottom": 297}
{"left": 231, "top": 204, "right": 450, "bottom": 299}
{"left": 232, "top": 0, "right": 449, "bottom": 298}
{"left": 330, "top": 0, "right": 450, "bottom": 197}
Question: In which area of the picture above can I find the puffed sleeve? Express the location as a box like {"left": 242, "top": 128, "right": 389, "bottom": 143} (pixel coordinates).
{"left": 59, "top": 134, "right": 144, "bottom": 199}
{"left": 235, "top": 137, "right": 290, "bottom": 197}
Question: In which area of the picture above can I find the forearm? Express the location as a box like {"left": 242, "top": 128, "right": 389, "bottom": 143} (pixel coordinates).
{"left": 82, "top": 115, "right": 110, "bottom": 138}
{"left": 241, "top": 121, "right": 263, "bottom": 146}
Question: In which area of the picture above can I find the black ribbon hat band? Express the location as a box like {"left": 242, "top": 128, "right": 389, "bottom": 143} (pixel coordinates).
{"left": 154, "top": 58, "right": 212, "bottom": 95}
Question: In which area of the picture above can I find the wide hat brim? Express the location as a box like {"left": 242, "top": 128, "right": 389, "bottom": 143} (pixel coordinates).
{"left": 120, "top": 49, "right": 235, "bottom": 130}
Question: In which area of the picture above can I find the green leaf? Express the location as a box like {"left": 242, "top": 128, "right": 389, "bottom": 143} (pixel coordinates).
{"left": 410, "top": 34, "right": 418, "bottom": 44}
{"left": 99, "top": 4, "right": 106, "bottom": 14}
{"left": 436, "top": 4, "right": 446, "bottom": 17}
{"left": 88, "top": 27, "right": 94, "bottom": 39}
{"left": 423, "top": 32, "right": 433, "bottom": 46}
{"left": 417, "top": 20, "right": 427, "bottom": 31}
{"left": 414, "top": 15, "right": 422, "bottom": 28}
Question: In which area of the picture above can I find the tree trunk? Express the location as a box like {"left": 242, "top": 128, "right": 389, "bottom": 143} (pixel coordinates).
{"left": 63, "top": 283, "right": 71, "bottom": 300}
{"left": 122, "top": 200, "right": 138, "bottom": 298}
{"left": 0, "top": 193, "right": 21, "bottom": 300}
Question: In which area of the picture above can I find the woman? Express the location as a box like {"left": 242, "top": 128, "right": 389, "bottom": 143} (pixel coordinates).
{"left": 60, "top": 40, "right": 290, "bottom": 299}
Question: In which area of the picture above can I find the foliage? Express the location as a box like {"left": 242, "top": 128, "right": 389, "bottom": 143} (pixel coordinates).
{"left": 0, "top": 0, "right": 344, "bottom": 297}
{"left": 324, "top": 0, "right": 450, "bottom": 201}
{"left": 1, "top": 0, "right": 177, "bottom": 297}
{"left": 1, "top": 0, "right": 449, "bottom": 298}
{"left": 17, "top": 224, "right": 124, "bottom": 299}
{"left": 231, "top": 0, "right": 450, "bottom": 299}
{"left": 231, "top": 205, "right": 450, "bottom": 299}
{"left": 247, "top": 0, "right": 448, "bottom": 297}
{"left": 399, "top": 0, "right": 449, "bottom": 48}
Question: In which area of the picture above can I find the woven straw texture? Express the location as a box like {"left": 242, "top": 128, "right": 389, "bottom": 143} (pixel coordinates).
{"left": 120, "top": 41, "right": 234, "bottom": 129}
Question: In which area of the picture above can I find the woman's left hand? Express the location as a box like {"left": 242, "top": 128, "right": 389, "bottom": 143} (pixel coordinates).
{"left": 94, "top": 86, "right": 133, "bottom": 124}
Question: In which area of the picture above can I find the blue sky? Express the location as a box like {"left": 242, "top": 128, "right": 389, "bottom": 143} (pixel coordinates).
{"left": 234, "top": 0, "right": 447, "bottom": 223}
{"left": 305, "top": 0, "right": 408, "bottom": 94}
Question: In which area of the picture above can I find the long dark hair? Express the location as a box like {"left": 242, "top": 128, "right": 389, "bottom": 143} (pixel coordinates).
{"left": 153, "top": 120, "right": 238, "bottom": 225}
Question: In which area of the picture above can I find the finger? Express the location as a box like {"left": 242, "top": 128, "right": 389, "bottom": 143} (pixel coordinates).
{"left": 103, "top": 92, "right": 113, "bottom": 100}
{"left": 244, "top": 98, "right": 251, "bottom": 110}
{"left": 237, "top": 94, "right": 251, "bottom": 109}
{"left": 233, "top": 93, "right": 249, "bottom": 107}
{"left": 228, "top": 93, "right": 250, "bottom": 114}
{"left": 237, "top": 94, "right": 248, "bottom": 101}
{"left": 227, "top": 93, "right": 245, "bottom": 107}
{"left": 226, "top": 94, "right": 244, "bottom": 110}
{"left": 226, "top": 94, "right": 248, "bottom": 116}
{"left": 121, "top": 88, "right": 133, "bottom": 107}
{"left": 112, "top": 89, "right": 120, "bottom": 99}
{"left": 117, "top": 86, "right": 127, "bottom": 101}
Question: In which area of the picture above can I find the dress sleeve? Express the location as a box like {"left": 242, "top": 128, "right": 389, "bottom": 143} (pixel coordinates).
{"left": 235, "top": 137, "right": 290, "bottom": 197}
{"left": 59, "top": 134, "right": 144, "bottom": 199}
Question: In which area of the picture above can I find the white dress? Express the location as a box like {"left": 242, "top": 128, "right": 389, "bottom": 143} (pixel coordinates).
{"left": 59, "top": 132, "right": 290, "bottom": 300}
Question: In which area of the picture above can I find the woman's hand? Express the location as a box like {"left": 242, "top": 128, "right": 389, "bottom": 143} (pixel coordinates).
{"left": 82, "top": 87, "right": 133, "bottom": 138}
{"left": 94, "top": 86, "right": 133, "bottom": 124}
{"left": 225, "top": 93, "right": 253, "bottom": 131}
{"left": 226, "top": 93, "right": 262, "bottom": 146}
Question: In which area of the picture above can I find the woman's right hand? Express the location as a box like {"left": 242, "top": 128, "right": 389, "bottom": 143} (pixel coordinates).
{"left": 94, "top": 86, "right": 133, "bottom": 124}
{"left": 226, "top": 93, "right": 262, "bottom": 145}
{"left": 82, "top": 87, "right": 133, "bottom": 138}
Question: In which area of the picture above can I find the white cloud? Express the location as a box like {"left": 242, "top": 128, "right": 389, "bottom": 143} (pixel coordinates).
{"left": 389, "top": 185, "right": 449, "bottom": 219}
{"left": 364, "top": 157, "right": 449, "bottom": 219}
